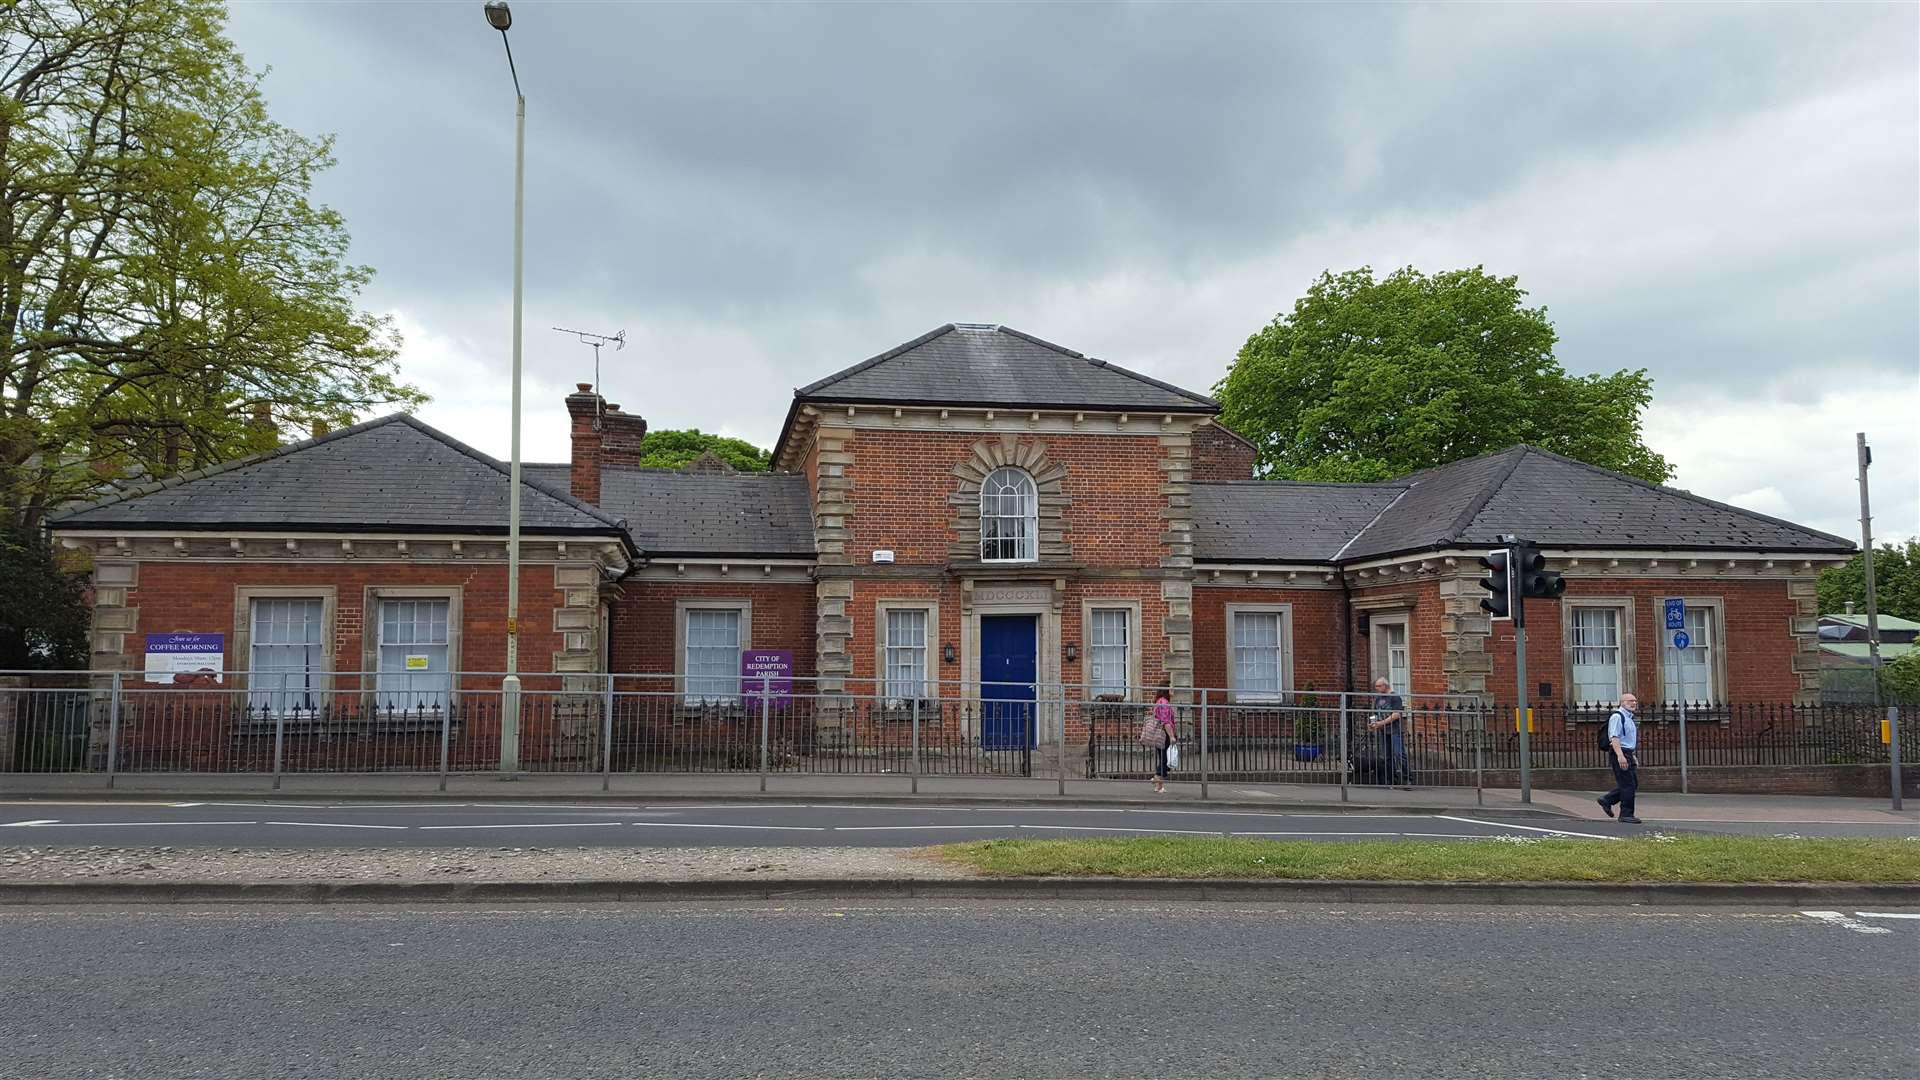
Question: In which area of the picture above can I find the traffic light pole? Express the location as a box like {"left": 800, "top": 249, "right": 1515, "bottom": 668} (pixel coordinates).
{"left": 1480, "top": 539, "right": 1555, "bottom": 807}
{"left": 1514, "top": 585, "right": 1531, "bottom": 804}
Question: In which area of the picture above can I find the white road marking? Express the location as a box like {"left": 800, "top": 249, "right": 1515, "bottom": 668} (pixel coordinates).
{"left": 641, "top": 804, "right": 827, "bottom": 811}
{"left": 321, "top": 803, "right": 473, "bottom": 810}
{"left": 263, "top": 821, "right": 408, "bottom": 830}
{"left": 1019, "top": 825, "right": 1217, "bottom": 835}
{"left": 168, "top": 802, "right": 205, "bottom": 808}
{"left": 417, "top": 822, "right": 623, "bottom": 831}
{"left": 1802, "top": 911, "right": 1893, "bottom": 934}
{"left": 832, "top": 824, "right": 1020, "bottom": 832}
{"left": 1, "top": 819, "right": 59, "bottom": 827}
{"left": 13, "top": 820, "right": 257, "bottom": 827}
{"left": 1855, "top": 912, "right": 1920, "bottom": 920}
{"left": 1435, "top": 814, "right": 1618, "bottom": 840}
{"left": 465, "top": 803, "right": 647, "bottom": 811}
{"left": 1242, "top": 813, "right": 1440, "bottom": 820}
{"left": 629, "top": 821, "right": 825, "bottom": 831}
{"left": 203, "top": 802, "right": 330, "bottom": 810}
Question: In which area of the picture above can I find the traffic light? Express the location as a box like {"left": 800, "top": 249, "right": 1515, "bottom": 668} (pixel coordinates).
{"left": 1477, "top": 549, "right": 1511, "bottom": 619}
{"left": 1514, "top": 541, "right": 1567, "bottom": 599}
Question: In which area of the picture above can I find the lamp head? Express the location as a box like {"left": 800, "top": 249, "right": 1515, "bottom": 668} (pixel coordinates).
{"left": 483, "top": 2, "right": 512, "bottom": 32}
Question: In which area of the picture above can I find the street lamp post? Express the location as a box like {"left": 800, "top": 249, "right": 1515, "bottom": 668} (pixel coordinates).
{"left": 485, "top": 1, "right": 524, "bottom": 775}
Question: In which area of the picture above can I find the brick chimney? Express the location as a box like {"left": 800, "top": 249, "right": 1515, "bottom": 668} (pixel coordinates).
{"left": 599, "top": 402, "right": 648, "bottom": 467}
{"left": 565, "top": 383, "right": 604, "bottom": 505}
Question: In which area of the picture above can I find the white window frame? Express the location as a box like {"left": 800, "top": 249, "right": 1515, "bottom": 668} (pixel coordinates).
{"left": 1081, "top": 600, "right": 1141, "bottom": 701}
{"left": 1226, "top": 603, "right": 1293, "bottom": 704}
{"left": 675, "top": 600, "right": 752, "bottom": 705}
{"left": 374, "top": 597, "right": 454, "bottom": 715}
{"left": 233, "top": 586, "right": 335, "bottom": 717}
{"left": 980, "top": 467, "right": 1039, "bottom": 563}
{"left": 1564, "top": 600, "right": 1633, "bottom": 707}
{"left": 1659, "top": 597, "right": 1725, "bottom": 706}
{"left": 1369, "top": 613, "right": 1411, "bottom": 697}
{"left": 876, "top": 600, "right": 939, "bottom": 704}
{"left": 1566, "top": 599, "right": 1628, "bottom": 703}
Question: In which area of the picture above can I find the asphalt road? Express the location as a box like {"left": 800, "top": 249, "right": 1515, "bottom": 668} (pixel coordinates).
{"left": 0, "top": 800, "right": 1635, "bottom": 847}
{"left": 3, "top": 900, "right": 1915, "bottom": 1080}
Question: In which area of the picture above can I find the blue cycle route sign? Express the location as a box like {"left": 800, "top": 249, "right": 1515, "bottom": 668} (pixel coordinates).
{"left": 1664, "top": 598, "right": 1686, "bottom": 630}
{"left": 1672, "top": 630, "right": 1691, "bottom": 651}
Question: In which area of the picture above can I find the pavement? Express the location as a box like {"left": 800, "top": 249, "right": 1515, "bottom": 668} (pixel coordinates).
{"left": 6, "top": 770, "right": 1916, "bottom": 832}
{"left": 4, "top": 899, "right": 1916, "bottom": 1079}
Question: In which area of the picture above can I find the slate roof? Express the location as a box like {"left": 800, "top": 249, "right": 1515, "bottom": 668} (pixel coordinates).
{"left": 1345, "top": 446, "right": 1855, "bottom": 560}
{"left": 794, "top": 324, "right": 1218, "bottom": 412}
{"left": 1193, "top": 446, "right": 1856, "bottom": 565}
{"left": 525, "top": 464, "right": 814, "bottom": 559}
{"left": 1192, "top": 481, "right": 1405, "bottom": 562}
{"left": 50, "top": 414, "right": 634, "bottom": 550}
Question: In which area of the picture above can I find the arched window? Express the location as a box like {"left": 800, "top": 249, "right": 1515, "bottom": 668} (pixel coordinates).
{"left": 980, "top": 467, "right": 1038, "bottom": 562}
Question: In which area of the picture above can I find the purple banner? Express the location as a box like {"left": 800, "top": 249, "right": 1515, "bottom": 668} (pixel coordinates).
{"left": 741, "top": 649, "right": 793, "bottom": 706}
{"left": 144, "top": 633, "right": 226, "bottom": 685}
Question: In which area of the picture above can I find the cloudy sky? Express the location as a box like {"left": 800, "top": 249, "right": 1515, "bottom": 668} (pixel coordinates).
{"left": 223, "top": 1, "right": 1919, "bottom": 543}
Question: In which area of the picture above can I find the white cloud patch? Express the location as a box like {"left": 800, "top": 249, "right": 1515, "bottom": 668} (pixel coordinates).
{"left": 1642, "top": 379, "right": 1920, "bottom": 545}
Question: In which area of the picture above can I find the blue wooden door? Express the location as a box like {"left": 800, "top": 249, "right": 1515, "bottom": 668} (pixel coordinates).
{"left": 980, "top": 615, "right": 1037, "bottom": 750}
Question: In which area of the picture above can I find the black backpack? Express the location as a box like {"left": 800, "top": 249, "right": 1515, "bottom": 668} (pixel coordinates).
{"left": 1597, "top": 711, "right": 1622, "bottom": 752}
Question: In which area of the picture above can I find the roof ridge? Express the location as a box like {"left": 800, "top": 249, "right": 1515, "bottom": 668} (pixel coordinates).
{"left": 1512, "top": 444, "right": 1858, "bottom": 550}
{"left": 1442, "top": 446, "right": 1530, "bottom": 544}
{"left": 1194, "top": 478, "right": 1409, "bottom": 490}
{"left": 795, "top": 323, "right": 1217, "bottom": 410}
{"left": 49, "top": 413, "right": 417, "bottom": 523}
{"left": 794, "top": 324, "right": 957, "bottom": 397}
{"left": 1332, "top": 480, "right": 1416, "bottom": 563}
{"left": 990, "top": 324, "right": 1089, "bottom": 359}
{"left": 996, "top": 325, "right": 1217, "bottom": 409}
{"left": 50, "top": 413, "right": 631, "bottom": 538}
{"left": 392, "top": 415, "right": 629, "bottom": 533}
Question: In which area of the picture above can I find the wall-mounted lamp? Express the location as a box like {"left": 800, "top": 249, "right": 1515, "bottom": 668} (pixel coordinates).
{"left": 1356, "top": 613, "right": 1371, "bottom": 636}
{"left": 942, "top": 644, "right": 957, "bottom": 664}
{"left": 1065, "top": 643, "right": 1079, "bottom": 662}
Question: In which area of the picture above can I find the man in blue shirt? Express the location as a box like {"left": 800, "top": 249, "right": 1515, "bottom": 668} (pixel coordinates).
{"left": 1597, "top": 693, "right": 1642, "bottom": 824}
{"left": 1366, "top": 676, "right": 1409, "bottom": 788}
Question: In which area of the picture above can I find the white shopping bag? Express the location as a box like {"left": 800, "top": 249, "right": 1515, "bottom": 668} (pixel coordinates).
{"left": 1166, "top": 746, "right": 1181, "bottom": 770}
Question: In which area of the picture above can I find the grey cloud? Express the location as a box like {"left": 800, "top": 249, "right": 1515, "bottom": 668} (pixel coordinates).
{"left": 235, "top": 4, "right": 1915, "bottom": 307}
{"left": 217, "top": 2, "right": 1918, "bottom": 533}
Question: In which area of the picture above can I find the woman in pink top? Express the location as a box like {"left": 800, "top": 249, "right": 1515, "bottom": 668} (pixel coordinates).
{"left": 1149, "top": 687, "right": 1177, "bottom": 793}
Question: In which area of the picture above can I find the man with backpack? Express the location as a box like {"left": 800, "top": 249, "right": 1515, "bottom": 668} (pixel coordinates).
{"left": 1597, "top": 693, "right": 1643, "bottom": 824}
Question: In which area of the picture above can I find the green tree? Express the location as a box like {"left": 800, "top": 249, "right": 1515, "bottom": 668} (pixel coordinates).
{"left": 637, "top": 429, "right": 771, "bottom": 472}
{"left": 1881, "top": 651, "right": 1920, "bottom": 705}
{"left": 0, "top": 524, "right": 88, "bottom": 669}
{"left": 1, "top": 0, "right": 421, "bottom": 530}
{"left": 1214, "top": 266, "right": 1670, "bottom": 483}
{"left": 1818, "top": 540, "right": 1920, "bottom": 622}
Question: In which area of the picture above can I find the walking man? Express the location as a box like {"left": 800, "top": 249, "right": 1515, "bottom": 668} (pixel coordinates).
{"left": 1366, "top": 676, "right": 1409, "bottom": 788}
{"left": 1598, "top": 692, "right": 1643, "bottom": 824}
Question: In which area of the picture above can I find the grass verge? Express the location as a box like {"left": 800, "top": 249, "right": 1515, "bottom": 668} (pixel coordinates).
{"left": 924, "top": 835, "right": 1920, "bottom": 884}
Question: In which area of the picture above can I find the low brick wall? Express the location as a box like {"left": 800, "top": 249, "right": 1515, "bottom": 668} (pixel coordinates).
{"left": 1477, "top": 765, "right": 1920, "bottom": 799}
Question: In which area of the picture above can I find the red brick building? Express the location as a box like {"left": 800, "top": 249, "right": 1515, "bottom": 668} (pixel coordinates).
{"left": 49, "top": 323, "right": 1855, "bottom": 751}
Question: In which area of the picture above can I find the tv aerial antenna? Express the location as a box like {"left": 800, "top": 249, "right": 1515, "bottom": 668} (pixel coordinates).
{"left": 552, "top": 327, "right": 626, "bottom": 427}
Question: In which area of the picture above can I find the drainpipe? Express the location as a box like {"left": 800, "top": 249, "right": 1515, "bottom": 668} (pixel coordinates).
{"left": 1340, "top": 570, "right": 1354, "bottom": 693}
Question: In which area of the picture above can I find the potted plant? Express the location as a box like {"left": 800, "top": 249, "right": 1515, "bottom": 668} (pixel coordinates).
{"left": 1293, "top": 685, "right": 1325, "bottom": 761}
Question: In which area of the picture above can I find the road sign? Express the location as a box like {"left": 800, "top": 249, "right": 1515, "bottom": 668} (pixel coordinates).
{"left": 1673, "top": 630, "right": 1692, "bottom": 650}
{"left": 1665, "top": 598, "right": 1686, "bottom": 630}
